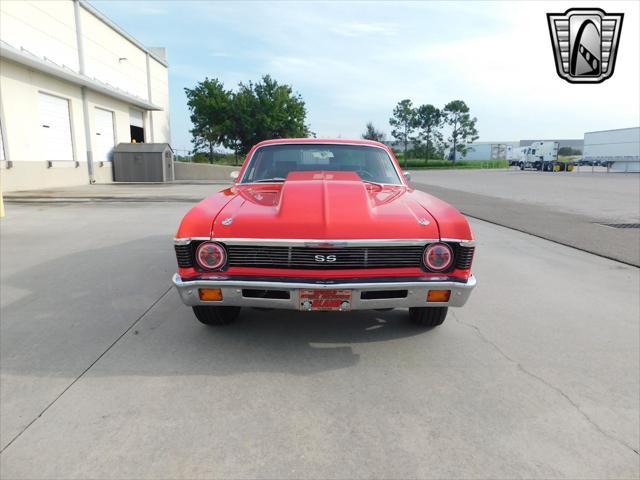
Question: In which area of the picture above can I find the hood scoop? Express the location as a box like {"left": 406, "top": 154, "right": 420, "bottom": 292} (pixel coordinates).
{"left": 214, "top": 171, "right": 439, "bottom": 239}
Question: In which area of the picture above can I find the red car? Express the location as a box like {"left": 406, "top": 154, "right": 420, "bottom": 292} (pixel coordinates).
{"left": 173, "top": 139, "right": 476, "bottom": 327}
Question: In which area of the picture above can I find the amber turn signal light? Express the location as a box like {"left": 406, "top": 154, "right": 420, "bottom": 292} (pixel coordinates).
{"left": 427, "top": 290, "right": 451, "bottom": 302}
{"left": 199, "top": 288, "right": 223, "bottom": 301}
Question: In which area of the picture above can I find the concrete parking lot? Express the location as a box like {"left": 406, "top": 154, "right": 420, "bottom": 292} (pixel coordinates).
{"left": 1, "top": 181, "right": 639, "bottom": 479}
{"left": 411, "top": 169, "right": 640, "bottom": 266}
{"left": 410, "top": 168, "right": 640, "bottom": 222}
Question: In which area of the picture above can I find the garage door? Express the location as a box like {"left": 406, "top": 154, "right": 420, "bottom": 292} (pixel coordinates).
{"left": 39, "top": 93, "right": 73, "bottom": 161}
{"left": 95, "top": 108, "right": 115, "bottom": 162}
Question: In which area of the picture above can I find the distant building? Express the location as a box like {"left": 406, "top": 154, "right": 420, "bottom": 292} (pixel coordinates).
{"left": 0, "top": 0, "right": 170, "bottom": 191}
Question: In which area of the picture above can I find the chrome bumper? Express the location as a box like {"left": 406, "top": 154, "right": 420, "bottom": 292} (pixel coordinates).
{"left": 172, "top": 274, "right": 476, "bottom": 310}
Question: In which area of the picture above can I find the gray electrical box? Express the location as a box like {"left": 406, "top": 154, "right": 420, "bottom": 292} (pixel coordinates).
{"left": 113, "top": 143, "right": 174, "bottom": 182}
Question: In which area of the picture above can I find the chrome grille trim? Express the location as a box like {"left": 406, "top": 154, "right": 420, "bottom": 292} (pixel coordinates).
{"left": 174, "top": 238, "right": 476, "bottom": 271}
{"left": 441, "top": 238, "right": 476, "bottom": 247}
{"left": 210, "top": 238, "right": 439, "bottom": 247}
{"left": 174, "top": 237, "right": 210, "bottom": 246}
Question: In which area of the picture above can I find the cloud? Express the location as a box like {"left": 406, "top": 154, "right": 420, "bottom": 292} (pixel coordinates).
{"left": 134, "top": 4, "right": 168, "bottom": 16}
{"left": 333, "top": 22, "right": 398, "bottom": 37}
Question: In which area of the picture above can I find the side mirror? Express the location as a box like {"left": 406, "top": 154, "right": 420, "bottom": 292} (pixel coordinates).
{"left": 403, "top": 171, "right": 412, "bottom": 182}
{"left": 230, "top": 170, "right": 239, "bottom": 181}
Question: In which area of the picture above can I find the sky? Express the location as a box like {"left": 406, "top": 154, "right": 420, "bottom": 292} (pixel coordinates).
{"left": 92, "top": 0, "right": 640, "bottom": 153}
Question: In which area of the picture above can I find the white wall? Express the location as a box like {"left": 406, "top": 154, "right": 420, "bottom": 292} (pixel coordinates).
{"left": 148, "top": 56, "right": 170, "bottom": 143}
{"left": 0, "top": 0, "right": 167, "bottom": 105}
{"left": 80, "top": 7, "right": 149, "bottom": 101}
{"left": 0, "top": 0, "right": 79, "bottom": 72}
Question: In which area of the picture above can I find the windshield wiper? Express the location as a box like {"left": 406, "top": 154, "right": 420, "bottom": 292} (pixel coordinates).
{"left": 254, "top": 177, "right": 286, "bottom": 183}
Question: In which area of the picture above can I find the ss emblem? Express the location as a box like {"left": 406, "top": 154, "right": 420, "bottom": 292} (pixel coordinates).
{"left": 314, "top": 254, "right": 337, "bottom": 262}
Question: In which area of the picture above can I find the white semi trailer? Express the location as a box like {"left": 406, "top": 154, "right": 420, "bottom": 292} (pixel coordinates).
{"left": 583, "top": 127, "right": 640, "bottom": 172}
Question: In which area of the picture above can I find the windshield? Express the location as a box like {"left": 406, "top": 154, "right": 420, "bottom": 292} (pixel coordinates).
{"left": 240, "top": 144, "right": 403, "bottom": 184}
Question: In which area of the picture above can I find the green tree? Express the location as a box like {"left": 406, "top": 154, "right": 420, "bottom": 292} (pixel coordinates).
{"left": 443, "top": 100, "right": 479, "bottom": 162}
{"left": 185, "top": 75, "right": 310, "bottom": 164}
{"left": 414, "top": 104, "right": 443, "bottom": 162}
{"left": 361, "top": 122, "right": 386, "bottom": 142}
{"left": 184, "top": 78, "right": 231, "bottom": 163}
{"left": 227, "top": 75, "right": 310, "bottom": 159}
{"left": 389, "top": 99, "right": 416, "bottom": 166}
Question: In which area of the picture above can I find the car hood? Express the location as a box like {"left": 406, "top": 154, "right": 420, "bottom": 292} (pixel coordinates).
{"left": 211, "top": 171, "right": 440, "bottom": 239}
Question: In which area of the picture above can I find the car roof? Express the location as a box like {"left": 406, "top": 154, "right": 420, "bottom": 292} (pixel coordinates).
{"left": 253, "top": 138, "right": 389, "bottom": 149}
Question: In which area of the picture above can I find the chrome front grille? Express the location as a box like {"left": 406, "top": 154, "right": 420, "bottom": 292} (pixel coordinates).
{"left": 175, "top": 241, "right": 476, "bottom": 271}
{"left": 227, "top": 245, "right": 424, "bottom": 269}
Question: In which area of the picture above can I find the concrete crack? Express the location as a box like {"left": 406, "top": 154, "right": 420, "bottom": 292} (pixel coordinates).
{"left": 0, "top": 286, "right": 173, "bottom": 454}
{"left": 451, "top": 310, "right": 640, "bottom": 456}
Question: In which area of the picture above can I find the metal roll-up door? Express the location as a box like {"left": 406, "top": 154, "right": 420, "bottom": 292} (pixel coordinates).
{"left": 95, "top": 108, "right": 115, "bottom": 162}
{"left": 129, "top": 108, "right": 144, "bottom": 128}
{"left": 39, "top": 93, "right": 74, "bottom": 161}
{"left": 129, "top": 108, "right": 145, "bottom": 143}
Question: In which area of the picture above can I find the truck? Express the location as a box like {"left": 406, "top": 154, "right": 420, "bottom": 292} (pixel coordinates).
{"left": 516, "top": 141, "right": 573, "bottom": 171}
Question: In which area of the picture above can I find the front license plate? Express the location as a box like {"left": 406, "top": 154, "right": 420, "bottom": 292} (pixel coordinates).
{"left": 299, "top": 289, "right": 352, "bottom": 311}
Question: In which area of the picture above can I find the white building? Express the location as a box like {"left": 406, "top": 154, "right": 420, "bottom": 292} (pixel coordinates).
{"left": 0, "top": 0, "right": 170, "bottom": 191}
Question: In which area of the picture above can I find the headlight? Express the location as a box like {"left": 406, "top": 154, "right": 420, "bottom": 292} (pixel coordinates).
{"left": 195, "top": 242, "right": 227, "bottom": 270}
{"left": 423, "top": 243, "right": 453, "bottom": 272}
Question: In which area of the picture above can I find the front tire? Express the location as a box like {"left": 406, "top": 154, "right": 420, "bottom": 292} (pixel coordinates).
{"left": 192, "top": 306, "right": 240, "bottom": 326}
{"left": 409, "top": 307, "right": 448, "bottom": 328}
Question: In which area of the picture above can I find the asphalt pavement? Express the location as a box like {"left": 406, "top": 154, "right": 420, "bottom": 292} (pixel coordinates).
{"left": 409, "top": 168, "right": 640, "bottom": 223}
{"left": 1, "top": 197, "right": 638, "bottom": 479}
{"left": 410, "top": 169, "right": 640, "bottom": 266}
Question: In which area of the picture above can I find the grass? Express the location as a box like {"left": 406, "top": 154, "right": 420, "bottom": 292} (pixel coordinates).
{"left": 176, "top": 153, "right": 242, "bottom": 166}
{"left": 397, "top": 159, "right": 509, "bottom": 170}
